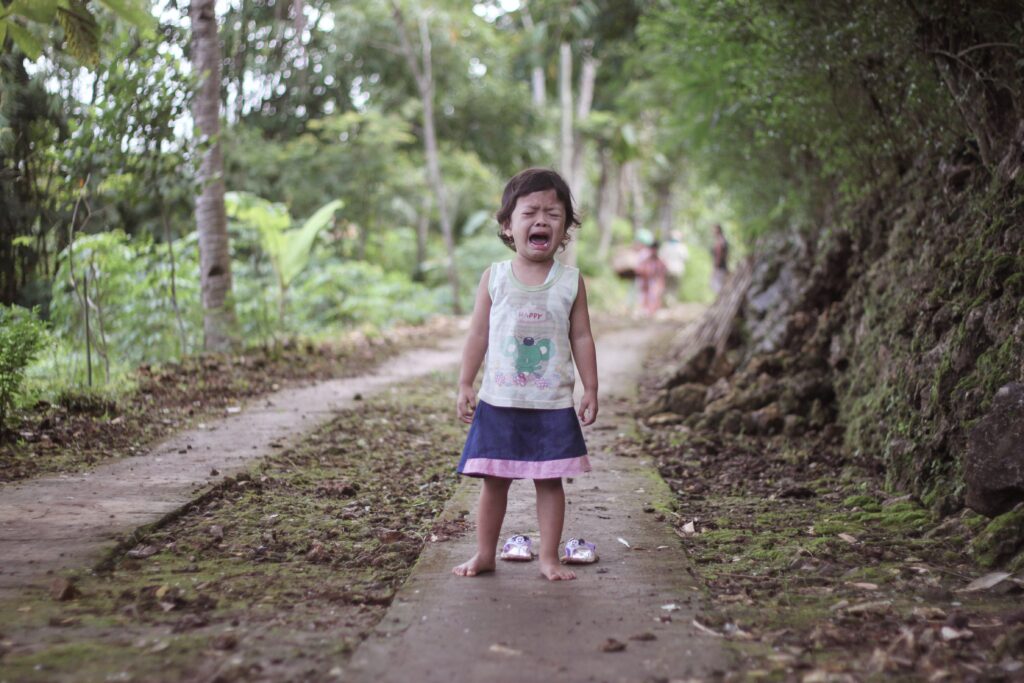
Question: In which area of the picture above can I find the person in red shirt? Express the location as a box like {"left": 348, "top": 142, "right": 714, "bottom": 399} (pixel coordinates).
{"left": 635, "top": 241, "right": 667, "bottom": 316}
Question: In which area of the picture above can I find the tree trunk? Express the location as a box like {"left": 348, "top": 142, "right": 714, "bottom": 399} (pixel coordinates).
{"left": 391, "top": 2, "right": 460, "bottom": 313}
{"left": 191, "top": 0, "right": 237, "bottom": 352}
{"left": 558, "top": 42, "right": 578, "bottom": 266}
{"left": 570, "top": 55, "right": 597, "bottom": 193}
{"left": 656, "top": 182, "right": 673, "bottom": 242}
{"left": 161, "top": 208, "right": 189, "bottom": 356}
{"left": 558, "top": 42, "right": 573, "bottom": 187}
{"left": 520, "top": 4, "right": 545, "bottom": 108}
{"left": 413, "top": 193, "right": 429, "bottom": 282}
{"left": 628, "top": 162, "right": 645, "bottom": 237}
{"left": 596, "top": 149, "right": 617, "bottom": 260}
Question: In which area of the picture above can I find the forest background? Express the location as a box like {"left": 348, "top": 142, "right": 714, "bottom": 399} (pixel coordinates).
{"left": 0, "top": 0, "right": 1021, "bottom": 444}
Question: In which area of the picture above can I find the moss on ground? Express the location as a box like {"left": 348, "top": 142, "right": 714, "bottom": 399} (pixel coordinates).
{"left": 0, "top": 371, "right": 468, "bottom": 682}
{"left": 635, "top": 422, "right": 1021, "bottom": 680}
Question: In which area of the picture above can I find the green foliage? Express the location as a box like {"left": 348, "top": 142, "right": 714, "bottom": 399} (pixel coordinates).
{"left": 0, "top": 0, "right": 154, "bottom": 62}
{"left": 50, "top": 231, "right": 202, "bottom": 379}
{"left": 225, "top": 192, "right": 344, "bottom": 323}
{"left": 629, "top": 0, "right": 999, "bottom": 241}
{"left": 292, "top": 257, "right": 443, "bottom": 333}
{"left": 0, "top": 305, "right": 47, "bottom": 425}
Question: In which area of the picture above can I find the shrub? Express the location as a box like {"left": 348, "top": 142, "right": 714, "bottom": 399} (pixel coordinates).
{"left": 0, "top": 306, "right": 47, "bottom": 426}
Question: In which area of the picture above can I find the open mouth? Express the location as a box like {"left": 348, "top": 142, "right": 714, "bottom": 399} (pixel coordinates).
{"left": 528, "top": 232, "right": 551, "bottom": 249}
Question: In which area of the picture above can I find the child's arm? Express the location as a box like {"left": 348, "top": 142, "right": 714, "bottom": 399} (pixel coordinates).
{"left": 457, "top": 268, "right": 492, "bottom": 424}
{"left": 569, "top": 274, "right": 599, "bottom": 426}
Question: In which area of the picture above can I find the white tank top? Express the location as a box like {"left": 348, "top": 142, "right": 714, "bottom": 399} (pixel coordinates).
{"left": 478, "top": 260, "right": 579, "bottom": 409}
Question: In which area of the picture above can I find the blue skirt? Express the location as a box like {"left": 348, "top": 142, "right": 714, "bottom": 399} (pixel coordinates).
{"left": 457, "top": 400, "right": 591, "bottom": 480}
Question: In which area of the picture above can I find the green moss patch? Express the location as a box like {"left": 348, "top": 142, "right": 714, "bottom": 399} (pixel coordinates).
{"left": 0, "top": 371, "right": 468, "bottom": 682}
{"left": 636, "top": 423, "right": 1021, "bottom": 680}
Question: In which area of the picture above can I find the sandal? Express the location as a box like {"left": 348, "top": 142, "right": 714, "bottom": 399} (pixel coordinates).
{"left": 499, "top": 534, "right": 535, "bottom": 561}
{"left": 561, "top": 537, "right": 598, "bottom": 564}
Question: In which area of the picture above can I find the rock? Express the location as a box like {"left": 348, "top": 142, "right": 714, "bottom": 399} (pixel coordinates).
{"left": 647, "top": 412, "right": 685, "bottom": 426}
{"left": 789, "top": 370, "right": 834, "bottom": 403}
{"left": 662, "top": 345, "right": 716, "bottom": 388}
{"left": 50, "top": 577, "right": 79, "bottom": 601}
{"left": 749, "top": 402, "right": 784, "bottom": 435}
{"left": 212, "top": 633, "right": 238, "bottom": 651}
{"left": 306, "top": 540, "right": 330, "bottom": 563}
{"left": 783, "top": 414, "right": 806, "bottom": 436}
{"left": 720, "top": 410, "right": 744, "bottom": 434}
{"left": 709, "top": 351, "right": 737, "bottom": 380}
{"left": 666, "top": 383, "right": 708, "bottom": 417}
{"left": 965, "top": 382, "right": 1024, "bottom": 517}
{"left": 126, "top": 544, "right": 160, "bottom": 560}
{"left": 745, "top": 352, "right": 786, "bottom": 377}
{"left": 705, "top": 377, "right": 731, "bottom": 404}
{"left": 317, "top": 480, "right": 359, "bottom": 498}
{"left": 808, "top": 398, "right": 832, "bottom": 429}
{"left": 970, "top": 504, "right": 1024, "bottom": 568}
{"left": 636, "top": 393, "right": 669, "bottom": 418}
{"left": 735, "top": 374, "right": 782, "bottom": 412}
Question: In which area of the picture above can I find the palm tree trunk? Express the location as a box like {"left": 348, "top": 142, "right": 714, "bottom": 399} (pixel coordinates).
{"left": 191, "top": 0, "right": 237, "bottom": 351}
{"left": 391, "top": 2, "right": 460, "bottom": 312}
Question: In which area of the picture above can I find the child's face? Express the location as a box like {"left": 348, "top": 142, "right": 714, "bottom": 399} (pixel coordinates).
{"left": 502, "top": 189, "right": 567, "bottom": 262}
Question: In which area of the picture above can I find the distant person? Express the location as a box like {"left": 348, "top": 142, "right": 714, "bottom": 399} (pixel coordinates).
{"left": 635, "top": 240, "right": 667, "bottom": 316}
{"left": 711, "top": 223, "right": 730, "bottom": 294}
{"left": 453, "top": 167, "right": 598, "bottom": 582}
{"left": 659, "top": 230, "right": 689, "bottom": 303}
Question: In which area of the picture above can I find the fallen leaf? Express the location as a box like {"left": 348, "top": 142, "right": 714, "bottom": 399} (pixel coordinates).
{"left": 940, "top": 626, "right": 973, "bottom": 641}
{"left": 911, "top": 606, "right": 947, "bottom": 620}
{"left": 601, "top": 638, "right": 627, "bottom": 652}
{"left": 838, "top": 533, "right": 858, "bottom": 544}
{"left": 691, "top": 619, "right": 724, "bottom": 638}
{"left": 844, "top": 600, "right": 892, "bottom": 615}
{"left": 958, "top": 571, "right": 1011, "bottom": 593}
{"left": 212, "top": 633, "right": 238, "bottom": 650}
{"left": 126, "top": 544, "right": 159, "bottom": 559}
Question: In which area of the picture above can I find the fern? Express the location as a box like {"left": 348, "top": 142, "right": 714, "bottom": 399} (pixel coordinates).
{"left": 56, "top": 1, "right": 100, "bottom": 65}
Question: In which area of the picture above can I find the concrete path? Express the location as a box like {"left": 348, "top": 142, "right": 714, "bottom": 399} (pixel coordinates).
{"left": 0, "top": 335, "right": 464, "bottom": 596}
{"left": 345, "top": 320, "right": 726, "bottom": 683}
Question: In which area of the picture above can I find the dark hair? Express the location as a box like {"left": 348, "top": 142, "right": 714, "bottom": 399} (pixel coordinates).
{"left": 495, "top": 168, "right": 581, "bottom": 252}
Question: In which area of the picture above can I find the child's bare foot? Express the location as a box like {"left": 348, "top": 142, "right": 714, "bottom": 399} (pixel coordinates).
{"left": 452, "top": 553, "right": 495, "bottom": 577}
{"left": 539, "top": 558, "right": 576, "bottom": 581}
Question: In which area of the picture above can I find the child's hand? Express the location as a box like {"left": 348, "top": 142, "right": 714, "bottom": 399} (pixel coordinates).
{"left": 456, "top": 385, "right": 477, "bottom": 424}
{"left": 578, "top": 389, "right": 598, "bottom": 426}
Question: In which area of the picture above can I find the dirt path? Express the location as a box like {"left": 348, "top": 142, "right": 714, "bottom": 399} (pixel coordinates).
{"left": 0, "top": 334, "right": 465, "bottom": 596}
{"left": 344, "top": 318, "right": 727, "bottom": 683}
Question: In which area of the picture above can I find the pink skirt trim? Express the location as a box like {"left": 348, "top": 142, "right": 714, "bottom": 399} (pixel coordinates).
{"left": 459, "top": 455, "right": 592, "bottom": 480}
